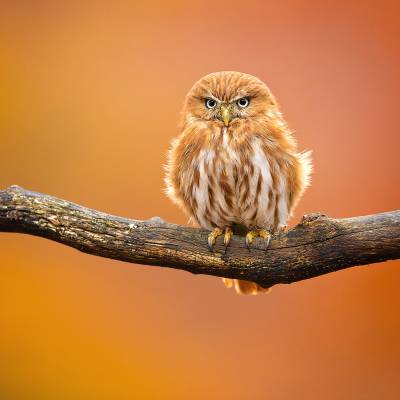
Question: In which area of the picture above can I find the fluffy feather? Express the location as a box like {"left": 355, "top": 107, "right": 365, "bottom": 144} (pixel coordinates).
{"left": 165, "top": 71, "right": 312, "bottom": 294}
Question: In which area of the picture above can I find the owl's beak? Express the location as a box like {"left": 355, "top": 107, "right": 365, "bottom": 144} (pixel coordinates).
{"left": 220, "top": 105, "right": 232, "bottom": 126}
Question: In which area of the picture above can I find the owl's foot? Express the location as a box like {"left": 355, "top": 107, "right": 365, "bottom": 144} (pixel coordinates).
{"left": 245, "top": 229, "right": 271, "bottom": 249}
{"left": 207, "top": 227, "right": 233, "bottom": 251}
{"left": 223, "top": 227, "right": 233, "bottom": 252}
{"left": 207, "top": 228, "right": 223, "bottom": 251}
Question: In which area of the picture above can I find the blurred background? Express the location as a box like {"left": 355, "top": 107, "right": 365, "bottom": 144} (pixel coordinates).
{"left": 1, "top": 1, "right": 399, "bottom": 399}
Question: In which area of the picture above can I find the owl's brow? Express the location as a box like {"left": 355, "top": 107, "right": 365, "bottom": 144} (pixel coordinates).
{"left": 195, "top": 94, "right": 248, "bottom": 103}
{"left": 230, "top": 94, "right": 250, "bottom": 102}
{"left": 198, "top": 93, "right": 220, "bottom": 102}
{"left": 194, "top": 93, "right": 254, "bottom": 103}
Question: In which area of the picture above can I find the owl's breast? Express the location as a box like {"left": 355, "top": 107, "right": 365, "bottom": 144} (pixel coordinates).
{"left": 186, "top": 131, "right": 290, "bottom": 231}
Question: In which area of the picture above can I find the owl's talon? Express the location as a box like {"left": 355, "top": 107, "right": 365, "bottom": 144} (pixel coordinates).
{"left": 207, "top": 236, "right": 216, "bottom": 251}
{"left": 223, "top": 227, "right": 233, "bottom": 249}
{"left": 245, "top": 232, "right": 254, "bottom": 249}
{"left": 245, "top": 229, "right": 271, "bottom": 249}
{"left": 223, "top": 227, "right": 233, "bottom": 254}
{"left": 260, "top": 229, "right": 271, "bottom": 247}
{"left": 207, "top": 227, "right": 223, "bottom": 251}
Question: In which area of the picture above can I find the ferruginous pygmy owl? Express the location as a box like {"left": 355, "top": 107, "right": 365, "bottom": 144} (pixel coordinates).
{"left": 165, "top": 71, "right": 312, "bottom": 295}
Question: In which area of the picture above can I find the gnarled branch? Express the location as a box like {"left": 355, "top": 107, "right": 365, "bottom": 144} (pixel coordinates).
{"left": 0, "top": 185, "right": 399, "bottom": 288}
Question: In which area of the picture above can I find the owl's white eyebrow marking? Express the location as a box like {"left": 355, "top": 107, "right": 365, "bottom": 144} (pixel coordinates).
{"left": 203, "top": 93, "right": 221, "bottom": 102}
{"left": 230, "top": 94, "right": 249, "bottom": 102}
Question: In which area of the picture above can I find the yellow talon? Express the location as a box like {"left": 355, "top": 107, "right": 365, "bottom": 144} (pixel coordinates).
{"left": 208, "top": 227, "right": 234, "bottom": 252}
{"left": 245, "top": 229, "right": 271, "bottom": 249}
{"left": 223, "top": 227, "right": 233, "bottom": 254}
{"left": 223, "top": 227, "right": 233, "bottom": 247}
{"left": 207, "top": 227, "right": 223, "bottom": 251}
{"left": 245, "top": 230, "right": 256, "bottom": 247}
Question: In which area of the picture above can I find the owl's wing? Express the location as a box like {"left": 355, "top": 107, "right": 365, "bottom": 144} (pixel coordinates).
{"left": 287, "top": 150, "right": 312, "bottom": 215}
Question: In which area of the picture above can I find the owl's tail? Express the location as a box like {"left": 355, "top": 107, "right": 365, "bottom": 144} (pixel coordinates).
{"left": 222, "top": 278, "right": 271, "bottom": 295}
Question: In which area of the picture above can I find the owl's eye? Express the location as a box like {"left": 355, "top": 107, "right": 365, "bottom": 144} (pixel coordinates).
{"left": 205, "top": 98, "right": 217, "bottom": 109}
{"left": 237, "top": 97, "right": 250, "bottom": 108}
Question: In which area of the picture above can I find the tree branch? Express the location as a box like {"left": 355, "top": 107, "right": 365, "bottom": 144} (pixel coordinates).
{"left": 0, "top": 185, "right": 399, "bottom": 288}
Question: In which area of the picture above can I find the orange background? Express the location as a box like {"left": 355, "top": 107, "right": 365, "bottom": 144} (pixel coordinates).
{"left": 1, "top": 1, "right": 399, "bottom": 399}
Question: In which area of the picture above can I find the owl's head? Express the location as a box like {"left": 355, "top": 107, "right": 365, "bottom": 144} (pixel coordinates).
{"left": 182, "top": 71, "right": 277, "bottom": 128}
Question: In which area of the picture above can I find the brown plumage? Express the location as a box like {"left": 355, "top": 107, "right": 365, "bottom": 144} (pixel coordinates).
{"left": 165, "top": 71, "right": 312, "bottom": 295}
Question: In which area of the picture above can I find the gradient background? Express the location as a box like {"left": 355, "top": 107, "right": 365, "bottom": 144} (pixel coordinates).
{"left": 1, "top": 1, "right": 399, "bottom": 399}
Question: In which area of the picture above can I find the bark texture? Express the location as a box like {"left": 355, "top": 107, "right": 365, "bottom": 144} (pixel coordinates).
{"left": 0, "top": 185, "right": 399, "bottom": 288}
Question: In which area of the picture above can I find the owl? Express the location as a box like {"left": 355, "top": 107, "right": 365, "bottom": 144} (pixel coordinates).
{"left": 165, "top": 71, "right": 312, "bottom": 295}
